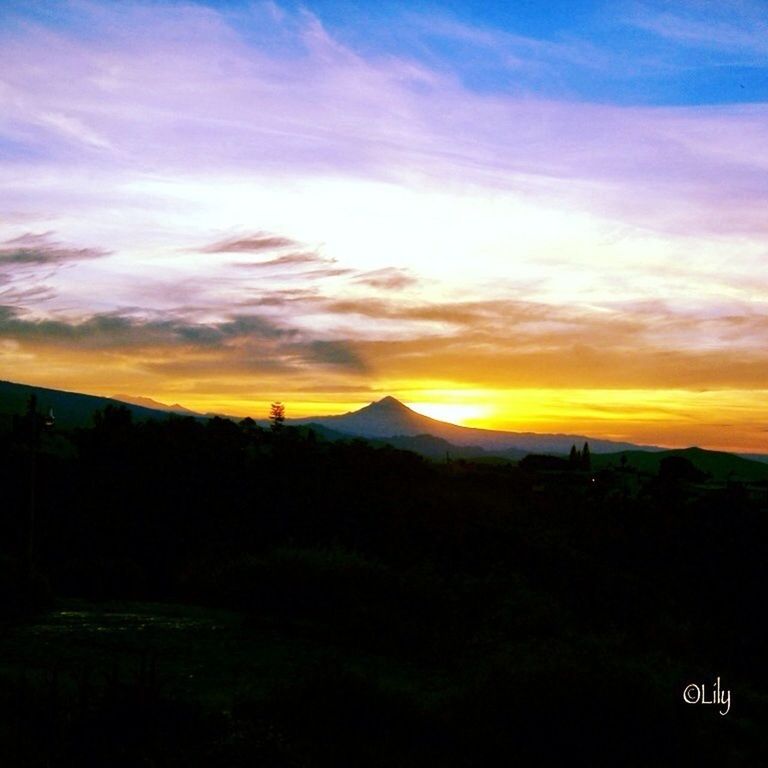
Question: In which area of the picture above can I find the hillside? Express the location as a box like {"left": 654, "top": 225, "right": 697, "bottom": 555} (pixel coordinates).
{"left": 593, "top": 447, "right": 768, "bottom": 482}
{"left": 0, "top": 380, "right": 185, "bottom": 430}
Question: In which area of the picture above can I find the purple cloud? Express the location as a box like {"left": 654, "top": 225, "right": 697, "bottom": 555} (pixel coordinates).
{"left": 354, "top": 267, "right": 418, "bottom": 290}
{"left": 200, "top": 233, "right": 299, "bottom": 253}
{"left": 0, "top": 233, "right": 107, "bottom": 266}
{"left": 1, "top": 2, "right": 766, "bottom": 241}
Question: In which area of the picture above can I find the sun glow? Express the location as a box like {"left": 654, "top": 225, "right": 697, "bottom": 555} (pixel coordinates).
{"left": 378, "top": 386, "right": 768, "bottom": 452}
{"left": 407, "top": 402, "right": 493, "bottom": 426}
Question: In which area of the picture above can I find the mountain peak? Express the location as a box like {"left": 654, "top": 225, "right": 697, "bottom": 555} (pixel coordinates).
{"left": 113, "top": 394, "right": 197, "bottom": 415}
{"left": 373, "top": 395, "right": 408, "bottom": 408}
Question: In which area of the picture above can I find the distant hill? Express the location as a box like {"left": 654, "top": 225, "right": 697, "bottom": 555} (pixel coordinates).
{"left": 291, "top": 396, "right": 659, "bottom": 455}
{"left": 593, "top": 447, "right": 768, "bottom": 483}
{"left": 301, "top": 422, "right": 528, "bottom": 462}
{"left": 113, "top": 394, "right": 200, "bottom": 416}
{"left": 740, "top": 453, "right": 768, "bottom": 465}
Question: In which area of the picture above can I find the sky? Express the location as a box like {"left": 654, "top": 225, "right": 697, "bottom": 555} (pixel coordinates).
{"left": 1, "top": 0, "right": 767, "bottom": 451}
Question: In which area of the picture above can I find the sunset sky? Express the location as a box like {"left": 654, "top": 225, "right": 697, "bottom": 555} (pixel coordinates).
{"left": 1, "top": 0, "right": 767, "bottom": 451}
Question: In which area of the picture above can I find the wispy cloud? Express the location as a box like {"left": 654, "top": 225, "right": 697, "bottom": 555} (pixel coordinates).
{"left": 0, "top": 232, "right": 107, "bottom": 266}
{"left": 0, "top": 232, "right": 109, "bottom": 309}
{"left": 0, "top": 304, "right": 369, "bottom": 388}
{"left": 0, "top": 307, "right": 288, "bottom": 350}
{"left": 353, "top": 267, "right": 419, "bottom": 290}
{"left": 625, "top": 0, "right": 768, "bottom": 55}
{"left": 2, "top": 3, "right": 767, "bottom": 239}
{"left": 304, "top": 339, "right": 368, "bottom": 372}
{"left": 403, "top": 10, "right": 612, "bottom": 75}
{"left": 200, "top": 233, "right": 300, "bottom": 253}
{"left": 231, "top": 253, "right": 320, "bottom": 268}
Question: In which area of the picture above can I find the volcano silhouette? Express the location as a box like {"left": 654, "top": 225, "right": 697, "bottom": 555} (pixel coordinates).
{"left": 293, "top": 396, "right": 651, "bottom": 454}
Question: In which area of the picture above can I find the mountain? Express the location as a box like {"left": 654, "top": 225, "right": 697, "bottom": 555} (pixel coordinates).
{"left": 113, "top": 394, "right": 200, "bottom": 416}
{"left": 0, "top": 380, "right": 194, "bottom": 430}
{"left": 292, "top": 396, "right": 659, "bottom": 455}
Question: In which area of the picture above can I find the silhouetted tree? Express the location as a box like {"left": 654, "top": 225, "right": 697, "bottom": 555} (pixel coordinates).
{"left": 93, "top": 403, "right": 133, "bottom": 431}
{"left": 581, "top": 442, "right": 591, "bottom": 471}
{"left": 520, "top": 454, "right": 570, "bottom": 472}
{"left": 569, "top": 444, "right": 579, "bottom": 469}
{"left": 270, "top": 402, "right": 285, "bottom": 432}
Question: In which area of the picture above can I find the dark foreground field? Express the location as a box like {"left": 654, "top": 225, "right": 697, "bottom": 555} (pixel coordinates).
{"left": 2, "top": 403, "right": 768, "bottom": 765}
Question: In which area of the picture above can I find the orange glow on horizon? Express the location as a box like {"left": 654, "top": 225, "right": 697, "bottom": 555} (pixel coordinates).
{"left": 407, "top": 402, "right": 493, "bottom": 425}
{"left": 3, "top": 361, "right": 766, "bottom": 454}
{"left": 174, "top": 386, "right": 767, "bottom": 454}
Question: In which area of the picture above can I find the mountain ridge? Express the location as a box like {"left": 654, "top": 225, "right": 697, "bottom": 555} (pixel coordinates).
{"left": 0, "top": 380, "right": 203, "bottom": 429}
{"left": 112, "top": 394, "right": 198, "bottom": 415}
{"left": 291, "top": 395, "right": 662, "bottom": 455}
{"left": 2, "top": 382, "right": 766, "bottom": 468}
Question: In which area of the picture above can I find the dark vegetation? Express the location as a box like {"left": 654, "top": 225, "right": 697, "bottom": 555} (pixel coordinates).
{"left": 2, "top": 399, "right": 768, "bottom": 765}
